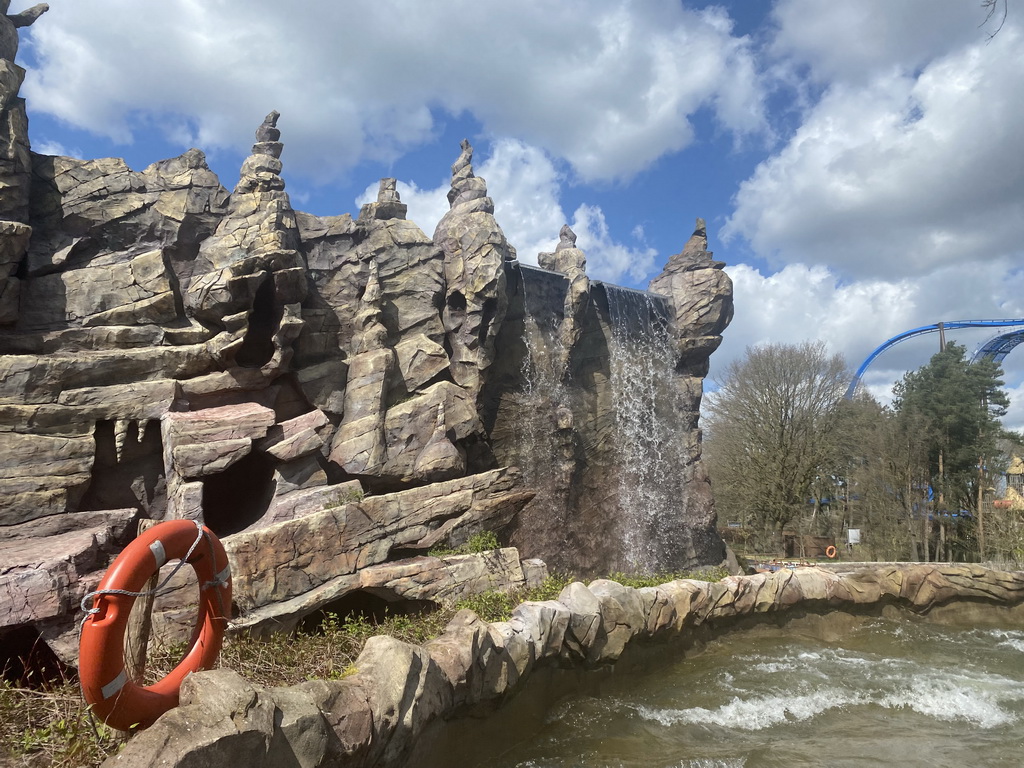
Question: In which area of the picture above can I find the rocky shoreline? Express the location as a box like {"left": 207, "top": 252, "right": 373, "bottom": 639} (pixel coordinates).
{"left": 103, "top": 562, "right": 1024, "bottom": 768}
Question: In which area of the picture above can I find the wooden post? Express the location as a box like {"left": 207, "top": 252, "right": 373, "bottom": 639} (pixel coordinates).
{"left": 978, "top": 457, "right": 986, "bottom": 562}
{"left": 125, "top": 519, "right": 158, "bottom": 684}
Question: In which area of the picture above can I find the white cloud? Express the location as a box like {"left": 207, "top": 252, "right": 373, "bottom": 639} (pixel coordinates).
{"left": 712, "top": 259, "right": 1024, "bottom": 428}
{"left": 1003, "top": 381, "right": 1024, "bottom": 435}
{"left": 569, "top": 204, "right": 657, "bottom": 284}
{"left": 474, "top": 141, "right": 565, "bottom": 262}
{"left": 718, "top": 263, "right": 915, "bottom": 371}
{"left": 724, "top": 25, "right": 1024, "bottom": 280}
{"left": 31, "top": 138, "right": 81, "bottom": 158}
{"left": 21, "top": 0, "right": 768, "bottom": 184}
{"left": 769, "top": 0, "right": 983, "bottom": 83}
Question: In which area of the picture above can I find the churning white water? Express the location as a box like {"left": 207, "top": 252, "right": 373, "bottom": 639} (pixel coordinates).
{"left": 488, "top": 618, "right": 1024, "bottom": 768}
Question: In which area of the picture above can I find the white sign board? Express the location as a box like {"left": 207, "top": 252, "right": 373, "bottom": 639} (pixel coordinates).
{"left": 847, "top": 528, "right": 861, "bottom": 545}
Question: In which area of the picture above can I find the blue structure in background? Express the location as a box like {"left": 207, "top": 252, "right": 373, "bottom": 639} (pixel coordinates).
{"left": 846, "top": 319, "right": 1024, "bottom": 399}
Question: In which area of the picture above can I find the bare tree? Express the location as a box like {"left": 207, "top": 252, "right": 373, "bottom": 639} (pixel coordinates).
{"left": 704, "top": 341, "right": 849, "bottom": 553}
{"left": 981, "top": 0, "right": 1009, "bottom": 39}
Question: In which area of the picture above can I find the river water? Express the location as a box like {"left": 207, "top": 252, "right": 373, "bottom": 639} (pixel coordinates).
{"left": 489, "top": 617, "right": 1024, "bottom": 768}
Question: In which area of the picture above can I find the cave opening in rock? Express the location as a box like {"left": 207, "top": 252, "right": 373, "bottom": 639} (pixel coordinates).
{"left": 297, "top": 589, "right": 439, "bottom": 634}
{"left": 201, "top": 451, "right": 277, "bottom": 537}
{"left": 236, "top": 273, "right": 282, "bottom": 368}
{"left": 81, "top": 419, "right": 165, "bottom": 515}
{"left": 447, "top": 290, "right": 467, "bottom": 313}
{"left": 0, "top": 625, "right": 73, "bottom": 689}
{"left": 479, "top": 296, "right": 498, "bottom": 345}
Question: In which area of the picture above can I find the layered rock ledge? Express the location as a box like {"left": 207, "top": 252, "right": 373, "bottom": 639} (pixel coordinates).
{"left": 104, "top": 563, "right": 1024, "bottom": 768}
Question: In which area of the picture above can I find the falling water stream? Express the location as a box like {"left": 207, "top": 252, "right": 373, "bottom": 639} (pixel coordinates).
{"left": 604, "top": 284, "right": 686, "bottom": 571}
{"left": 485, "top": 617, "right": 1024, "bottom": 768}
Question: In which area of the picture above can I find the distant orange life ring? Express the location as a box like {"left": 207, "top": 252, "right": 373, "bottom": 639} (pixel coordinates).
{"left": 79, "top": 519, "right": 231, "bottom": 731}
{"left": 825, "top": 545, "right": 837, "bottom": 559}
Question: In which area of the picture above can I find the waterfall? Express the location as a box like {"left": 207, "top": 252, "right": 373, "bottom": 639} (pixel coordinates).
{"left": 604, "top": 283, "right": 686, "bottom": 572}
{"left": 495, "top": 264, "right": 693, "bottom": 575}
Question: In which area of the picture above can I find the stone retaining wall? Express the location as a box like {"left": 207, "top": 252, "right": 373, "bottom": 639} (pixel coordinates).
{"left": 103, "top": 563, "right": 1024, "bottom": 768}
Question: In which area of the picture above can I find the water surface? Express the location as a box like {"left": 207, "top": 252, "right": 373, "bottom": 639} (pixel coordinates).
{"left": 490, "top": 618, "right": 1024, "bottom": 768}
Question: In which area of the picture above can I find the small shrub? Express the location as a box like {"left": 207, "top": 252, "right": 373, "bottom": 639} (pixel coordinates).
{"left": 323, "top": 486, "right": 366, "bottom": 510}
{"left": 452, "top": 572, "right": 576, "bottom": 623}
{"left": 428, "top": 529, "right": 501, "bottom": 557}
{"left": 455, "top": 590, "right": 519, "bottom": 622}
{"left": 528, "top": 572, "right": 576, "bottom": 602}
{"left": 465, "top": 530, "right": 500, "bottom": 553}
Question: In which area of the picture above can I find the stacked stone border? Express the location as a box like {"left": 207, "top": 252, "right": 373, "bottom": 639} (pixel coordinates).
{"left": 104, "top": 564, "right": 1024, "bottom": 768}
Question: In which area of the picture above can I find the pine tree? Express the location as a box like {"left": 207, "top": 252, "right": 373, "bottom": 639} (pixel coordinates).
{"left": 893, "top": 343, "right": 1010, "bottom": 555}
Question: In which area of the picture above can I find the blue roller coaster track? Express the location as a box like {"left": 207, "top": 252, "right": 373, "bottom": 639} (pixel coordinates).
{"left": 845, "top": 319, "right": 1024, "bottom": 399}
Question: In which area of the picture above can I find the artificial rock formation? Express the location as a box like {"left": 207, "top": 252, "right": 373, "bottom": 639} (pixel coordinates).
{"left": 0, "top": 11, "right": 735, "bottom": 665}
{"left": 648, "top": 217, "right": 734, "bottom": 375}
{"left": 537, "top": 224, "right": 590, "bottom": 377}
{"left": 486, "top": 216, "right": 732, "bottom": 574}
{"left": 433, "top": 139, "right": 512, "bottom": 400}
{"left": 0, "top": 2, "right": 46, "bottom": 320}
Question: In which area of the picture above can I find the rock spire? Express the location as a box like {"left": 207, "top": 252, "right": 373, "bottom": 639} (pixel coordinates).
{"left": 0, "top": 2, "right": 47, "bottom": 320}
{"left": 538, "top": 224, "right": 590, "bottom": 377}
{"left": 433, "top": 139, "right": 513, "bottom": 399}
{"left": 648, "top": 217, "right": 734, "bottom": 373}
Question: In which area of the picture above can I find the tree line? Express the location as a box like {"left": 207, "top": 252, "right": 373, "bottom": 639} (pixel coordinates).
{"left": 703, "top": 340, "right": 1023, "bottom": 563}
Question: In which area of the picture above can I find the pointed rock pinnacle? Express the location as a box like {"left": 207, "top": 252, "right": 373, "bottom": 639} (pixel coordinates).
{"left": 446, "top": 139, "right": 489, "bottom": 208}
{"left": 681, "top": 217, "right": 708, "bottom": 255}
{"left": 556, "top": 224, "right": 577, "bottom": 252}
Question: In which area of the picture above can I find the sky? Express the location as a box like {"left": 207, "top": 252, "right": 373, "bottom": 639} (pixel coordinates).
{"left": 13, "top": 0, "right": 1024, "bottom": 432}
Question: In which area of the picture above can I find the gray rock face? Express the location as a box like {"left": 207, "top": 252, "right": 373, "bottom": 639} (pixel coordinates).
{"left": 537, "top": 224, "right": 590, "bottom": 377}
{"left": 648, "top": 218, "right": 735, "bottom": 375}
{"left": 0, "top": 3, "right": 46, "bottom": 319}
{"left": 490, "top": 221, "right": 732, "bottom": 574}
{"left": 433, "top": 140, "right": 512, "bottom": 400}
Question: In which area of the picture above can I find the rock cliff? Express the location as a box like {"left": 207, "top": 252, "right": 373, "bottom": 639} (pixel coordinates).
{"left": 0, "top": 11, "right": 734, "bottom": 664}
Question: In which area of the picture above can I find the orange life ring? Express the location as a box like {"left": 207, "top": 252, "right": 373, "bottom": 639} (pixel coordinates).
{"left": 79, "top": 519, "right": 231, "bottom": 731}
{"left": 825, "top": 545, "right": 837, "bottom": 559}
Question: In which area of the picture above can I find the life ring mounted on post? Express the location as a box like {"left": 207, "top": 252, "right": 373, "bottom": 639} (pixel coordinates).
{"left": 825, "top": 545, "right": 838, "bottom": 559}
{"left": 78, "top": 519, "right": 231, "bottom": 731}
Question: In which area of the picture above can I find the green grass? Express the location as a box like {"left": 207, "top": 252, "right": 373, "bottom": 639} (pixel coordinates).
{"left": 427, "top": 530, "right": 501, "bottom": 557}
{"left": 603, "top": 567, "right": 731, "bottom": 589}
{"left": 0, "top": 567, "right": 724, "bottom": 767}
{"left": 0, "top": 677, "right": 123, "bottom": 768}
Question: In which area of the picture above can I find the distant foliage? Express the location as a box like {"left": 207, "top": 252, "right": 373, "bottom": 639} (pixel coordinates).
{"left": 893, "top": 342, "right": 1009, "bottom": 517}
{"left": 890, "top": 342, "right": 1012, "bottom": 560}
{"left": 707, "top": 339, "right": 1017, "bottom": 564}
